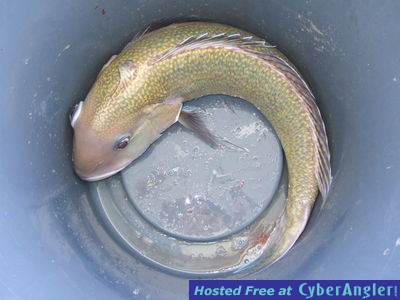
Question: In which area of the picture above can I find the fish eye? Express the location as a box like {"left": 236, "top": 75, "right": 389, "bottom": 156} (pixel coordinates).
{"left": 114, "top": 135, "right": 131, "bottom": 150}
{"left": 69, "top": 101, "right": 83, "bottom": 127}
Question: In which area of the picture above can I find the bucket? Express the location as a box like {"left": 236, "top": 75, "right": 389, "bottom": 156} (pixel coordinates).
{"left": 1, "top": 1, "right": 399, "bottom": 299}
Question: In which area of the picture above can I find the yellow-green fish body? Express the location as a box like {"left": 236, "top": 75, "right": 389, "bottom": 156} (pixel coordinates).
{"left": 70, "top": 22, "right": 331, "bottom": 271}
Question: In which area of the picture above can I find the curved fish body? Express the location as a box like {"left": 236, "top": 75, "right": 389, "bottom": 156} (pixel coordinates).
{"left": 70, "top": 22, "right": 331, "bottom": 270}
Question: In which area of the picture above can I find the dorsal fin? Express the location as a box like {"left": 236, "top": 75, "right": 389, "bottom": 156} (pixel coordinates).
{"left": 264, "top": 55, "right": 332, "bottom": 199}
{"left": 153, "top": 32, "right": 332, "bottom": 199}
{"left": 153, "top": 32, "right": 276, "bottom": 63}
{"left": 250, "top": 50, "right": 331, "bottom": 200}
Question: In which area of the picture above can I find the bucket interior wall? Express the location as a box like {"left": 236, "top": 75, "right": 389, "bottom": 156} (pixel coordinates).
{"left": 1, "top": 1, "right": 399, "bottom": 299}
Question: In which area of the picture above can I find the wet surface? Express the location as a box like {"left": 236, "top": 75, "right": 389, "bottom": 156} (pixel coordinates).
{"left": 123, "top": 96, "right": 282, "bottom": 241}
{"left": 89, "top": 95, "right": 286, "bottom": 275}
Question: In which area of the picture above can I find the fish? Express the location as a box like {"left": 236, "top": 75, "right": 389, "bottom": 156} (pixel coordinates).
{"left": 70, "top": 22, "right": 331, "bottom": 271}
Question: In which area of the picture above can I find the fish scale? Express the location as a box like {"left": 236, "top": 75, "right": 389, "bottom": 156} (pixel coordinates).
{"left": 72, "top": 22, "right": 331, "bottom": 271}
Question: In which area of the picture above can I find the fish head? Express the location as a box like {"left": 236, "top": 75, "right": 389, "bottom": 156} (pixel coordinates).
{"left": 69, "top": 47, "right": 184, "bottom": 182}
{"left": 68, "top": 52, "right": 162, "bottom": 181}
{"left": 70, "top": 88, "right": 182, "bottom": 181}
{"left": 70, "top": 109, "right": 152, "bottom": 181}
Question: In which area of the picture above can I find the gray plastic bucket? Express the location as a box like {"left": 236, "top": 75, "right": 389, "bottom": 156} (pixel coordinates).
{"left": 1, "top": 1, "right": 399, "bottom": 299}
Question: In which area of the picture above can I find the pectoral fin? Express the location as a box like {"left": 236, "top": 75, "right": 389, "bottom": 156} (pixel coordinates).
{"left": 119, "top": 60, "right": 137, "bottom": 88}
{"left": 178, "top": 109, "right": 249, "bottom": 152}
{"left": 144, "top": 98, "right": 248, "bottom": 152}
{"left": 178, "top": 110, "right": 219, "bottom": 148}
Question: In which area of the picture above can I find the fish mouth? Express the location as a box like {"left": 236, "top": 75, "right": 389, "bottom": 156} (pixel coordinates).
{"left": 75, "top": 163, "right": 128, "bottom": 181}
